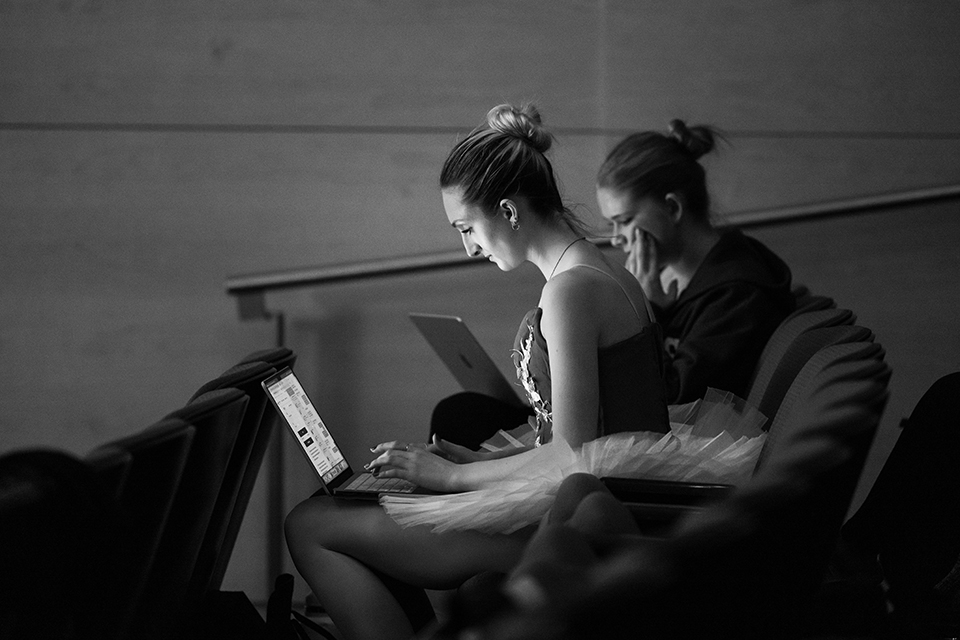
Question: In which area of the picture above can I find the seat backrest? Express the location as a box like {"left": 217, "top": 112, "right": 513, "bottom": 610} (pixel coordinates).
{"left": 643, "top": 349, "right": 891, "bottom": 637}
{"left": 85, "top": 443, "right": 133, "bottom": 504}
{"left": 746, "top": 307, "right": 857, "bottom": 410}
{"left": 750, "top": 324, "right": 877, "bottom": 424}
{"left": 131, "top": 387, "right": 249, "bottom": 640}
{"left": 185, "top": 360, "right": 279, "bottom": 600}
{"left": 841, "top": 371, "right": 960, "bottom": 625}
{"left": 0, "top": 449, "right": 115, "bottom": 640}
{"left": 785, "top": 289, "right": 837, "bottom": 322}
{"left": 239, "top": 346, "right": 297, "bottom": 370}
{"left": 755, "top": 341, "right": 887, "bottom": 470}
{"left": 84, "top": 418, "right": 195, "bottom": 640}
{"left": 206, "top": 351, "right": 298, "bottom": 593}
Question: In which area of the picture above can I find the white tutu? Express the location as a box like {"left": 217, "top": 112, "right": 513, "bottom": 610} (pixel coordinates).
{"left": 380, "top": 389, "right": 767, "bottom": 535}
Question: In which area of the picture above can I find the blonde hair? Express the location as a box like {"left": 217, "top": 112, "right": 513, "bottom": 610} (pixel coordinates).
{"left": 441, "top": 103, "right": 588, "bottom": 235}
{"left": 597, "top": 119, "right": 725, "bottom": 221}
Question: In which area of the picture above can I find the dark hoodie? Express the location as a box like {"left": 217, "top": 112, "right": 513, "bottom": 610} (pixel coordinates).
{"left": 654, "top": 228, "right": 794, "bottom": 403}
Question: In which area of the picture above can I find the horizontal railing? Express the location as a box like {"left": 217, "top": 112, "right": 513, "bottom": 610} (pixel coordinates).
{"left": 226, "top": 183, "right": 960, "bottom": 319}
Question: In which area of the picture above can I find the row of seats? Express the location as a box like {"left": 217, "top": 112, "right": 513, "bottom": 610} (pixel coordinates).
{"left": 0, "top": 347, "right": 297, "bottom": 640}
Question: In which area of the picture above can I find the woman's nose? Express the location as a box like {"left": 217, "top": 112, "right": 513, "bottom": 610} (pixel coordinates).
{"left": 611, "top": 222, "right": 627, "bottom": 247}
{"left": 461, "top": 235, "right": 481, "bottom": 257}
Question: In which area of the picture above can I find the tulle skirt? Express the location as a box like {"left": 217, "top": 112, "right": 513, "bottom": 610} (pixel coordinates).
{"left": 380, "top": 389, "right": 767, "bottom": 535}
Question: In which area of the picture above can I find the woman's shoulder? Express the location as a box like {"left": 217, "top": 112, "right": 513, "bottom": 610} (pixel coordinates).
{"left": 540, "top": 261, "right": 649, "bottom": 342}
{"left": 539, "top": 269, "right": 597, "bottom": 321}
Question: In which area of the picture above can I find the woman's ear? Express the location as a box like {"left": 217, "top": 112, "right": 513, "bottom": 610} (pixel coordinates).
{"left": 664, "top": 193, "right": 684, "bottom": 222}
{"left": 500, "top": 198, "right": 520, "bottom": 229}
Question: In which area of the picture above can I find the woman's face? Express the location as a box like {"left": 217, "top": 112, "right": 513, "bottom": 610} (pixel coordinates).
{"left": 596, "top": 187, "right": 678, "bottom": 262}
{"left": 442, "top": 188, "right": 520, "bottom": 271}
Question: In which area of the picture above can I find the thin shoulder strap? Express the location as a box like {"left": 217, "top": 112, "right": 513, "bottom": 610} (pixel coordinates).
{"left": 573, "top": 264, "right": 656, "bottom": 324}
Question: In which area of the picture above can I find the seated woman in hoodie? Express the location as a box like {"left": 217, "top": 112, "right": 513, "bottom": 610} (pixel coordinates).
{"left": 596, "top": 119, "right": 795, "bottom": 404}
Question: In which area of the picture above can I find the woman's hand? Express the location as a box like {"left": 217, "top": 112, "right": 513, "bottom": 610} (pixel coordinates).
{"left": 365, "top": 440, "right": 467, "bottom": 492}
{"left": 428, "top": 434, "right": 491, "bottom": 463}
{"left": 625, "top": 229, "right": 678, "bottom": 309}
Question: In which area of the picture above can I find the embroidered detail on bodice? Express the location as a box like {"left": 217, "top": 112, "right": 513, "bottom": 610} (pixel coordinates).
{"left": 512, "top": 318, "right": 551, "bottom": 447}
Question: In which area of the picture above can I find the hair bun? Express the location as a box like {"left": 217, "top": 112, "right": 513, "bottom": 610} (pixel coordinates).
{"left": 668, "top": 119, "right": 716, "bottom": 160}
{"left": 487, "top": 103, "right": 553, "bottom": 154}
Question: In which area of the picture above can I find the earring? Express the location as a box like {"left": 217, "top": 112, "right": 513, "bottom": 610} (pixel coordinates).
{"left": 511, "top": 217, "right": 520, "bottom": 231}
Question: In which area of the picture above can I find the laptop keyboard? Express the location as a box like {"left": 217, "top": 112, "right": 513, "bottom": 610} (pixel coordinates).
{"left": 344, "top": 473, "right": 416, "bottom": 494}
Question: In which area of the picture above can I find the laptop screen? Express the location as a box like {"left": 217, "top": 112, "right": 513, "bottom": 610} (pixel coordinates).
{"left": 262, "top": 368, "right": 349, "bottom": 486}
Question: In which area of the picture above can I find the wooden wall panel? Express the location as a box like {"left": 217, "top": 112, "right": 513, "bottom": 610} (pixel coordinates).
{"left": 0, "top": 0, "right": 603, "bottom": 127}
{"left": 600, "top": 1, "right": 960, "bottom": 132}
{"left": 2, "top": 1, "right": 957, "bottom": 131}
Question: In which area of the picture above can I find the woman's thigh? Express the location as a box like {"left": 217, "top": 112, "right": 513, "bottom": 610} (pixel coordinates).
{"left": 286, "top": 495, "right": 531, "bottom": 590}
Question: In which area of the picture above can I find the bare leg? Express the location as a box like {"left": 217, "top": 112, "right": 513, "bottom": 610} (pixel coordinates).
{"left": 285, "top": 495, "right": 531, "bottom": 640}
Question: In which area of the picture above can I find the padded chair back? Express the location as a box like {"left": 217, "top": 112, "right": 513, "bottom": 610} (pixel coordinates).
{"left": 749, "top": 324, "right": 877, "bottom": 424}
{"left": 85, "top": 442, "right": 133, "bottom": 504}
{"left": 132, "top": 387, "right": 249, "bottom": 640}
{"left": 0, "top": 449, "right": 114, "bottom": 640}
{"left": 841, "top": 371, "right": 960, "bottom": 636}
{"left": 186, "top": 360, "right": 279, "bottom": 600}
{"left": 239, "top": 346, "right": 297, "bottom": 370}
{"left": 84, "top": 418, "right": 196, "bottom": 640}
{"left": 755, "top": 341, "right": 887, "bottom": 470}
{"left": 206, "top": 353, "right": 297, "bottom": 593}
{"left": 631, "top": 349, "right": 891, "bottom": 638}
{"left": 746, "top": 307, "right": 857, "bottom": 410}
{"left": 785, "top": 286, "right": 837, "bottom": 322}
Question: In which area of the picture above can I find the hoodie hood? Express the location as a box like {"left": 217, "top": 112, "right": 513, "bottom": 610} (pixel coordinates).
{"left": 679, "top": 228, "right": 792, "bottom": 304}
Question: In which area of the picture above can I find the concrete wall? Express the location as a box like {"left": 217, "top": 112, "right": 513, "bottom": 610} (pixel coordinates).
{"left": 2, "top": 0, "right": 959, "bottom": 603}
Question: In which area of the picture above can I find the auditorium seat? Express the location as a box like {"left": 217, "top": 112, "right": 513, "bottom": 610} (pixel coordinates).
{"left": 0, "top": 449, "right": 115, "bottom": 640}
{"left": 822, "top": 371, "right": 960, "bottom": 638}
{"left": 131, "top": 387, "right": 249, "bottom": 640}
{"left": 84, "top": 418, "right": 196, "bottom": 640}
{"left": 787, "top": 283, "right": 837, "bottom": 321}
{"left": 748, "top": 324, "right": 877, "bottom": 425}
{"left": 185, "top": 360, "right": 279, "bottom": 603}
{"left": 745, "top": 307, "right": 857, "bottom": 414}
{"left": 215, "top": 346, "right": 297, "bottom": 596}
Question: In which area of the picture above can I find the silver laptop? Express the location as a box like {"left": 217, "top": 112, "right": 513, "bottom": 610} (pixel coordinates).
{"left": 409, "top": 313, "right": 527, "bottom": 408}
{"left": 262, "top": 367, "right": 425, "bottom": 499}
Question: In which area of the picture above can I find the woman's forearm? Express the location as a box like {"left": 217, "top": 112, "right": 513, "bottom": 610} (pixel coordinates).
{"left": 453, "top": 442, "right": 556, "bottom": 490}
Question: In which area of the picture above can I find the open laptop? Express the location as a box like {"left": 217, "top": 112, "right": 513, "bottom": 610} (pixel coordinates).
{"left": 261, "top": 367, "right": 424, "bottom": 499}
{"left": 409, "top": 312, "right": 527, "bottom": 408}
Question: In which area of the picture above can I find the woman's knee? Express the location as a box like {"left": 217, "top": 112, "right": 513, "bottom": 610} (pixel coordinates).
{"left": 558, "top": 473, "right": 607, "bottom": 497}
{"left": 285, "top": 497, "right": 329, "bottom": 554}
{"left": 550, "top": 473, "right": 608, "bottom": 524}
{"left": 569, "top": 491, "right": 638, "bottom": 535}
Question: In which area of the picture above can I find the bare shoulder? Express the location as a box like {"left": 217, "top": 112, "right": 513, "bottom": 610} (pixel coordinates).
{"left": 538, "top": 269, "right": 604, "bottom": 343}
{"left": 541, "top": 258, "right": 652, "bottom": 346}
